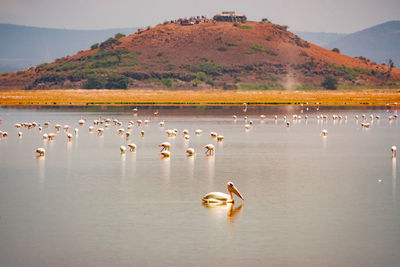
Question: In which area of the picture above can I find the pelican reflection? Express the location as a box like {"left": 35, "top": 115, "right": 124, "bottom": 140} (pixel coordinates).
{"left": 202, "top": 202, "right": 244, "bottom": 224}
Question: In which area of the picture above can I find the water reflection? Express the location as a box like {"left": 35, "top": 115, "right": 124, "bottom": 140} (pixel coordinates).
{"left": 120, "top": 153, "right": 126, "bottom": 178}
{"left": 206, "top": 153, "right": 215, "bottom": 181}
{"left": 36, "top": 155, "right": 45, "bottom": 185}
{"left": 160, "top": 157, "right": 171, "bottom": 184}
{"left": 202, "top": 203, "right": 244, "bottom": 224}
{"left": 393, "top": 158, "right": 397, "bottom": 203}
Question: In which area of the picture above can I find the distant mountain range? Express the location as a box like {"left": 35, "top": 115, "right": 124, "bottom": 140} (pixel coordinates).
{"left": 0, "top": 24, "right": 138, "bottom": 72}
{"left": 296, "top": 20, "right": 400, "bottom": 67}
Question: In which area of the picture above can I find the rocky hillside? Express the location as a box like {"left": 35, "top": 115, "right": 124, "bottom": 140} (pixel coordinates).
{"left": 1, "top": 20, "right": 399, "bottom": 90}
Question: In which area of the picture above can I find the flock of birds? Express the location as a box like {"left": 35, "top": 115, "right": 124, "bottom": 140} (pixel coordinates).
{"left": 0, "top": 103, "right": 398, "bottom": 203}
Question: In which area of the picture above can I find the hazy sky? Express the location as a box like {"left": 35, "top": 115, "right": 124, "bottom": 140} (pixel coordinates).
{"left": 0, "top": 0, "right": 399, "bottom": 33}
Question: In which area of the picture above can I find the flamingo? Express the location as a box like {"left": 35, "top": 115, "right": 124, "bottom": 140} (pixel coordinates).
{"left": 204, "top": 144, "right": 215, "bottom": 155}
{"left": 159, "top": 142, "right": 171, "bottom": 152}
{"left": 128, "top": 143, "right": 137, "bottom": 151}
{"left": 217, "top": 135, "right": 224, "bottom": 142}
{"left": 89, "top": 126, "right": 94, "bottom": 132}
{"left": 321, "top": 129, "right": 328, "bottom": 136}
{"left": 201, "top": 182, "right": 244, "bottom": 203}
{"left": 392, "top": 146, "right": 397, "bottom": 158}
{"left": 67, "top": 133, "right": 73, "bottom": 141}
{"left": 195, "top": 129, "right": 202, "bottom": 135}
{"left": 120, "top": 146, "right": 126, "bottom": 153}
{"left": 210, "top": 132, "right": 217, "bottom": 138}
{"left": 97, "top": 128, "right": 104, "bottom": 135}
{"left": 186, "top": 148, "right": 195, "bottom": 156}
{"left": 48, "top": 133, "right": 56, "bottom": 140}
{"left": 18, "top": 131, "right": 22, "bottom": 137}
{"left": 35, "top": 148, "right": 45, "bottom": 156}
{"left": 141, "top": 130, "right": 145, "bottom": 137}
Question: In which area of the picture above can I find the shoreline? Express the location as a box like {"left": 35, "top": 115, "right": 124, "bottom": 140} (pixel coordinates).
{"left": 0, "top": 89, "right": 399, "bottom": 106}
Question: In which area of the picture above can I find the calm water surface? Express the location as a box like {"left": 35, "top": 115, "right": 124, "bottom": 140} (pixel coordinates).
{"left": 0, "top": 105, "right": 399, "bottom": 266}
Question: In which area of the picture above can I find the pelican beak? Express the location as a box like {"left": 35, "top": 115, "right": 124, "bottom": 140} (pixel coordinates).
{"left": 231, "top": 185, "right": 244, "bottom": 200}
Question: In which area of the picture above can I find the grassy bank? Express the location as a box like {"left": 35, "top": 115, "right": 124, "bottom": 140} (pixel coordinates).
{"left": 0, "top": 89, "right": 399, "bottom": 106}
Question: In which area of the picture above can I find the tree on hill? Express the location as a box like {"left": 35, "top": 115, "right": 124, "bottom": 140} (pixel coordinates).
{"left": 321, "top": 76, "right": 338, "bottom": 90}
{"left": 331, "top": 48, "right": 340, "bottom": 53}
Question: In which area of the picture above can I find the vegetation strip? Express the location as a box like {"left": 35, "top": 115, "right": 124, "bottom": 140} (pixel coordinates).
{"left": 0, "top": 89, "right": 399, "bottom": 106}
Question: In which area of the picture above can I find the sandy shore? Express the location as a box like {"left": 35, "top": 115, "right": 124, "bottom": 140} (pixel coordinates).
{"left": 0, "top": 89, "right": 399, "bottom": 106}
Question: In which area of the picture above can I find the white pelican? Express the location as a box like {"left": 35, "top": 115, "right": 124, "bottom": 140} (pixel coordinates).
{"left": 67, "top": 133, "right": 73, "bottom": 141}
{"left": 204, "top": 144, "right": 215, "bottom": 155}
{"left": 141, "top": 130, "right": 145, "bottom": 137}
{"left": 160, "top": 151, "right": 170, "bottom": 157}
{"left": 321, "top": 129, "right": 328, "bottom": 136}
{"left": 128, "top": 143, "right": 136, "bottom": 151}
{"left": 217, "top": 135, "right": 224, "bottom": 142}
{"left": 35, "top": 147, "right": 45, "bottom": 156}
{"left": 137, "top": 120, "right": 142, "bottom": 126}
{"left": 201, "top": 182, "right": 244, "bottom": 203}
{"left": 159, "top": 142, "right": 171, "bottom": 152}
{"left": 120, "top": 146, "right": 126, "bottom": 153}
{"left": 186, "top": 148, "right": 195, "bottom": 156}
{"left": 392, "top": 146, "right": 397, "bottom": 158}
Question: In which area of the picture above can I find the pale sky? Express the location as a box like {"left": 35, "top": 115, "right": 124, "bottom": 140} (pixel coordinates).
{"left": 0, "top": 0, "right": 399, "bottom": 33}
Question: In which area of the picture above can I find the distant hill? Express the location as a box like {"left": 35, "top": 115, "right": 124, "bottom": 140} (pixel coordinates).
{"left": 0, "top": 24, "right": 138, "bottom": 72}
{"left": 294, "top": 31, "right": 347, "bottom": 47}
{"left": 1, "top": 20, "right": 398, "bottom": 89}
{"left": 325, "top": 21, "right": 400, "bottom": 66}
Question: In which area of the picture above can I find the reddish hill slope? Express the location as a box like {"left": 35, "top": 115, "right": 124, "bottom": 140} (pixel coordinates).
{"left": 1, "top": 21, "right": 399, "bottom": 89}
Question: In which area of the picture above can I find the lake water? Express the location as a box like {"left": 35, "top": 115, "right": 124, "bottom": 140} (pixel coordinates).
{"left": 0, "top": 105, "right": 399, "bottom": 266}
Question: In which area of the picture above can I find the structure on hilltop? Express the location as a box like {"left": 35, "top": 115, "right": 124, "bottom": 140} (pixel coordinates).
{"left": 213, "top": 12, "right": 247, "bottom": 23}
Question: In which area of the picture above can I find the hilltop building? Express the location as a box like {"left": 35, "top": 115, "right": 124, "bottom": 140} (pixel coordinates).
{"left": 213, "top": 12, "right": 247, "bottom": 23}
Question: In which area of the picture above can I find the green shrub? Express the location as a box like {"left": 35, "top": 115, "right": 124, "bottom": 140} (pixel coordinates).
{"left": 331, "top": 48, "right": 340, "bottom": 53}
{"left": 236, "top": 24, "right": 252, "bottom": 29}
{"left": 114, "top": 33, "right": 126, "bottom": 40}
{"left": 83, "top": 75, "right": 106, "bottom": 89}
{"left": 105, "top": 74, "right": 129, "bottom": 89}
{"left": 1, "top": 72, "right": 10, "bottom": 76}
{"left": 225, "top": 42, "right": 239, "bottom": 47}
{"left": 161, "top": 78, "right": 173, "bottom": 88}
{"left": 217, "top": 47, "right": 227, "bottom": 52}
{"left": 91, "top": 43, "right": 99, "bottom": 50}
{"left": 246, "top": 44, "right": 277, "bottom": 56}
{"left": 321, "top": 76, "right": 338, "bottom": 90}
{"left": 189, "top": 62, "right": 222, "bottom": 75}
